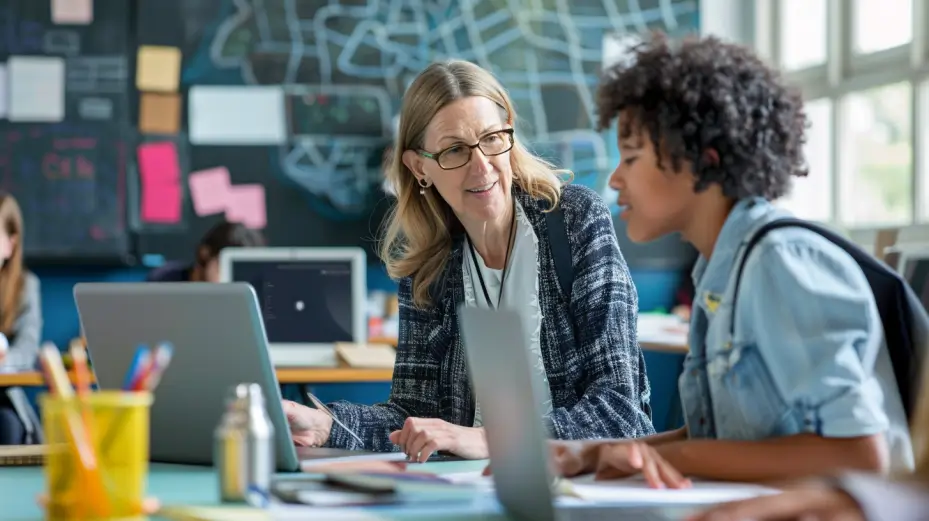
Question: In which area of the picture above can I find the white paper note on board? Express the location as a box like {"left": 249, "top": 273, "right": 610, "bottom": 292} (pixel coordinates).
{"left": 0, "top": 64, "right": 7, "bottom": 119}
{"left": 8, "top": 56, "right": 65, "bottom": 122}
{"left": 52, "top": 0, "right": 94, "bottom": 25}
{"left": 188, "top": 86, "right": 287, "bottom": 145}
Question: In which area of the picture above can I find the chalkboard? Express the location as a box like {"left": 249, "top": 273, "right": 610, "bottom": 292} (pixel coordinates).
{"left": 0, "top": 0, "right": 700, "bottom": 268}
{"left": 130, "top": 0, "right": 700, "bottom": 269}
{"left": 0, "top": 0, "right": 133, "bottom": 262}
{"left": 0, "top": 123, "right": 131, "bottom": 259}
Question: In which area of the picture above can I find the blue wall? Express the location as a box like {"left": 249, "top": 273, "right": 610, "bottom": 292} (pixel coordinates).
{"left": 31, "top": 264, "right": 686, "bottom": 431}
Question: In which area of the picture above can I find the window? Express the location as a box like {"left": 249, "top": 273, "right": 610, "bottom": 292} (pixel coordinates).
{"left": 841, "top": 83, "right": 912, "bottom": 226}
{"left": 919, "top": 83, "right": 929, "bottom": 221}
{"left": 778, "top": 0, "right": 827, "bottom": 70}
{"left": 761, "top": 0, "right": 927, "bottom": 230}
{"left": 777, "top": 98, "right": 832, "bottom": 221}
{"left": 853, "top": 0, "right": 913, "bottom": 54}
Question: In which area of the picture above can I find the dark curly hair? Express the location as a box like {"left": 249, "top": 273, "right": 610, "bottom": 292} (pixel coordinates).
{"left": 597, "top": 32, "right": 809, "bottom": 200}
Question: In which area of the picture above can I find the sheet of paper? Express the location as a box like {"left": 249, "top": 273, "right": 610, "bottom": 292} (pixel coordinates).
{"left": 0, "top": 63, "right": 6, "bottom": 119}
{"left": 137, "top": 142, "right": 181, "bottom": 186}
{"left": 225, "top": 184, "right": 267, "bottom": 229}
{"left": 139, "top": 92, "right": 181, "bottom": 134}
{"left": 8, "top": 56, "right": 65, "bottom": 122}
{"left": 136, "top": 45, "right": 181, "bottom": 92}
{"left": 637, "top": 314, "right": 689, "bottom": 347}
{"left": 566, "top": 475, "right": 778, "bottom": 505}
{"left": 299, "top": 451, "right": 408, "bottom": 473}
{"left": 269, "top": 505, "right": 386, "bottom": 521}
{"left": 189, "top": 86, "right": 286, "bottom": 145}
{"left": 188, "top": 166, "right": 231, "bottom": 216}
{"left": 52, "top": 0, "right": 94, "bottom": 24}
{"left": 141, "top": 183, "right": 182, "bottom": 224}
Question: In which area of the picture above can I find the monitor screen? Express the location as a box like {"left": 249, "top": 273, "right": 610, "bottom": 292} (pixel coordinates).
{"left": 229, "top": 260, "right": 355, "bottom": 344}
{"left": 903, "top": 256, "right": 929, "bottom": 313}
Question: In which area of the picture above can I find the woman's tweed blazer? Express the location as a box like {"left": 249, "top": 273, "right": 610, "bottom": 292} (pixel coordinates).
{"left": 325, "top": 183, "right": 655, "bottom": 450}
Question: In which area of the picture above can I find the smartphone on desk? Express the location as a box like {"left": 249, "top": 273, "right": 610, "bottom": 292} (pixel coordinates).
{"left": 420, "top": 451, "right": 466, "bottom": 463}
{"left": 271, "top": 477, "right": 398, "bottom": 507}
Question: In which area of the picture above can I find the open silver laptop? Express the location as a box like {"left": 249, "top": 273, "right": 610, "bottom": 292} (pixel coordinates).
{"left": 458, "top": 306, "right": 699, "bottom": 521}
{"left": 73, "top": 282, "right": 395, "bottom": 472}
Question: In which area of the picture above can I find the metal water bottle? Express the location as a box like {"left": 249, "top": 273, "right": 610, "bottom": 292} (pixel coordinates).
{"left": 214, "top": 383, "right": 275, "bottom": 504}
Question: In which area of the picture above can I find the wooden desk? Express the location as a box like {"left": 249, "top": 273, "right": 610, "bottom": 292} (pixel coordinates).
{"left": 639, "top": 340, "right": 689, "bottom": 355}
{"left": 0, "top": 366, "right": 393, "bottom": 388}
{"left": 275, "top": 366, "right": 392, "bottom": 384}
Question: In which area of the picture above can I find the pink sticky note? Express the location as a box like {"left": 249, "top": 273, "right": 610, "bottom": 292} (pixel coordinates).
{"left": 141, "top": 183, "right": 182, "bottom": 224}
{"left": 137, "top": 142, "right": 180, "bottom": 186}
{"left": 188, "top": 166, "right": 231, "bottom": 216}
{"left": 225, "top": 184, "right": 266, "bottom": 229}
{"left": 52, "top": 0, "right": 94, "bottom": 25}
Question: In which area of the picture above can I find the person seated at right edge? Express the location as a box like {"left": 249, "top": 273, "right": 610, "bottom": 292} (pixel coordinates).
{"left": 551, "top": 32, "right": 912, "bottom": 487}
{"left": 146, "top": 220, "right": 265, "bottom": 283}
{"left": 690, "top": 355, "right": 929, "bottom": 521}
{"left": 282, "top": 59, "right": 655, "bottom": 461}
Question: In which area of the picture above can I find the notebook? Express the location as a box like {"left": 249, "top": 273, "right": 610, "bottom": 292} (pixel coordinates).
{"left": 0, "top": 444, "right": 47, "bottom": 466}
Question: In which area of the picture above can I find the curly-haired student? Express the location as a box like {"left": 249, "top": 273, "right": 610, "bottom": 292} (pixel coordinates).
{"left": 552, "top": 32, "right": 912, "bottom": 486}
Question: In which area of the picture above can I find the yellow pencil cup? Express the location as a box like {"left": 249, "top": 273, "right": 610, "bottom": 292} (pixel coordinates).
{"left": 41, "top": 391, "right": 153, "bottom": 521}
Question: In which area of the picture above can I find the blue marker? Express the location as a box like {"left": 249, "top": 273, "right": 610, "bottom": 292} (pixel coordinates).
{"left": 122, "top": 345, "right": 150, "bottom": 391}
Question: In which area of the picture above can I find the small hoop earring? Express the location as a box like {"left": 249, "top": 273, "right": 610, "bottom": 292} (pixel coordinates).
{"left": 417, "top": 178, "right": 429, "bottom": 195}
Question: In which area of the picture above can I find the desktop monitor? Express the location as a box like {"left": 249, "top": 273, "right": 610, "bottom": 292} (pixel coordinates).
{"left": 218, "top": 247, "right": 366, "bottom": 367}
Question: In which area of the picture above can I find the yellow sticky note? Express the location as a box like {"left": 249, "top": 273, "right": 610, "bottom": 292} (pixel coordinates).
{"left": 136, "top": 46, "right": 181, "bottom": 92}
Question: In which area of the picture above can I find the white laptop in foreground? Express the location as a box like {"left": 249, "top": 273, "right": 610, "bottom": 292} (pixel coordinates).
{"left": 219, "top": 247, "right": 367, "bottom": 367}
{"left": 458, "top": 306, "right": 776, "bottom": 521}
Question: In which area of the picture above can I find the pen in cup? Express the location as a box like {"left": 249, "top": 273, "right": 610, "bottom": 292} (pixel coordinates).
{"left": 40, "top": 344, "right": 111, "bottom": 518}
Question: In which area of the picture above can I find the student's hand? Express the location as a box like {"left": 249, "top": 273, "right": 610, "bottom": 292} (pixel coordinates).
{"left": 282, "top": 399, "right": 333, "bottom": 447}
{"left": 481, "top": 440, "right": 607, "bottom": 477}
{"left": 687, "top": 485, "right": 864, "bottom": 521}
{"left": 388, "top": 418, "right": 488, "bottom": 462}
{"left": 553, "top": 440, "right": 691, "bottom": 489}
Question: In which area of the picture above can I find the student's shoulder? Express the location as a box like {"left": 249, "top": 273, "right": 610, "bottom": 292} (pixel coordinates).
{"left": 146, "top": 262, "right": 192, "bottom": 282}
{"left": 23, "top": 270, "right": 40, "bottom": 291}
{"left": 746, "top": 221, "right": 869, "bottom": 292}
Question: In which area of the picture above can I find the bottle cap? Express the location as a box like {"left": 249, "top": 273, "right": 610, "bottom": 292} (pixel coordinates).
{"left": 229, "top": 383, "right": 265, "bottom": 407}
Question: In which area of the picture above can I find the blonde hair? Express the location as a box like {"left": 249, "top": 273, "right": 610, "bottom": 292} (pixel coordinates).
{"left": 380, "top": 60, "right": 570, "bottom": 309}
{"left": 0, "top": 193, "right": 25, "bottom": 337}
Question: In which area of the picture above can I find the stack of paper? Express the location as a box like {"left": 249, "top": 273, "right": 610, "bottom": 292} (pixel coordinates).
{"left": 563, "top": 475, "right": 778, "bottom": 505}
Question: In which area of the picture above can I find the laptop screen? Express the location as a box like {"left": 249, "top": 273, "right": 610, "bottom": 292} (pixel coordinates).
{"left": 228, "top": 259, "right": 355, "bottom": 344}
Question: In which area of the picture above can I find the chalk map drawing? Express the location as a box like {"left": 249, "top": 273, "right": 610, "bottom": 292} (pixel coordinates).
{"left": 200, "top": 0, "right": 698, "bottom": 216}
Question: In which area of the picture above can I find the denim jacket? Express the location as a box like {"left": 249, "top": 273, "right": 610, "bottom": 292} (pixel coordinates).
{"left": 680, "top": 198, "right": 913, "bottom": 471}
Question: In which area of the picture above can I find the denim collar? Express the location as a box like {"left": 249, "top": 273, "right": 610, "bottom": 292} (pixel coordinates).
{"left": 690, "top": 197, "right": 780, "bottom": 315}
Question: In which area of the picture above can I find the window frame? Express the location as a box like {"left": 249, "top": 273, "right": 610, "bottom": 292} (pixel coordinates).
{"left": 755, "top": 0, "right": 929, "bottom": 241}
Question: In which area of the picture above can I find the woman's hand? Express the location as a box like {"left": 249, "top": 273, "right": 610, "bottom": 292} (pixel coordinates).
{"left": 388, "top": 418, "right": 488, "bottom": 462}
{"left": 688, "top": 484, "right": 864, "bottom": 521}
{"left": 552, "top": 440, "right": 691, "bottom": 489}
{"left": 282, "top": 399, "right": 333, "bottom": 447}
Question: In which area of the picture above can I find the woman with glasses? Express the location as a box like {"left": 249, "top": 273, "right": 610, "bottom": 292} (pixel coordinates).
{"left": 282, "top": 59, "right": 655, "bottom": 460}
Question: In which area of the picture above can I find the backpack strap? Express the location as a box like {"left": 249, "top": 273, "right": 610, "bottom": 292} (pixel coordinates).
{"left": 730, "top": 218, "right": 809, "bottom": 335}
{"left": 730, "top": 217, "right": 921, "bottom": 418}
{"left": 544, "top": 205, "right": 573, "bottom": 304}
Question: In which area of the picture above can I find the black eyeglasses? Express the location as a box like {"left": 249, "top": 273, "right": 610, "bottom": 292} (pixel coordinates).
{"left": 417, "top": 128, "right": 515, "bottom": 170}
